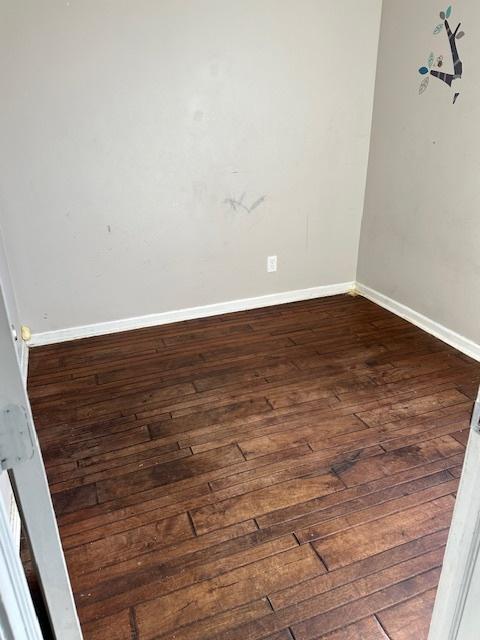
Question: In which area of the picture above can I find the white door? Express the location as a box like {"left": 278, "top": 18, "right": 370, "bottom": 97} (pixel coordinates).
{"left": 428, "top": 388, "right": 480, "bottom": 640}
{"left": 0, "top": 277, "right": 83, "bottom": 638}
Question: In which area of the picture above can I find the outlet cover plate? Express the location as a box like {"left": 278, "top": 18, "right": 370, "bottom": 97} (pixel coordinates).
{"left": 267, "top": 256, "right": 277, "bottom": 273}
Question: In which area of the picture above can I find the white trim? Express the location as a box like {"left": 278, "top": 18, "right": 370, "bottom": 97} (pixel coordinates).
{"left": 428, "top": 390, "right": 480, "bottom": 640}
{"left": 1, "top": 274, "right": 83, "bottom": 639}
{"left": 20, "top": 341, "right": 28, "bottom": 386}
{"left": 29, "top": 282, "right": 355, "bottom": 346}
{"left": 8, "top": 491, "right": 21, "bottom": 554}
{"left": 356, "top": 283, "right": 480, "bottom": 362}
{"left": 5, "top": 340, "right": 29, "bottom": 554}
{"left": 28, "top": 280, "right": 480, "bottom": 361}
{"left": 0, "top": 483, "right": 43, "bottom": 640}
{"left": 0, "top": 472, "right": 20, "bottom": 555}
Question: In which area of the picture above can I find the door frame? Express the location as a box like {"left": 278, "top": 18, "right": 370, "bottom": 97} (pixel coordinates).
{"left": 428, "top": 388, "right": 480, "bottom": 640}
{"left": 0, "top": 279, "right": 83, "bottom": 639}
{"left": 0, "top": 229, "right": 22, "bottom": 550}
{"left": 0, "top": 492, "right": 43, "bottom": 640}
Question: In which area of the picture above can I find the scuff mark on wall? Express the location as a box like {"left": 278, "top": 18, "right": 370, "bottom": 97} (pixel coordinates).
{"left": 224, "top": 192, "right": 266, "bottom": 214}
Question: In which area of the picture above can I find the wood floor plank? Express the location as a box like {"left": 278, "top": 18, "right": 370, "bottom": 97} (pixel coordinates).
{"left": 135, "top": 545, "right": 324, "bottom": 639}
{"left": 81, "top": 609, "right": 133, "bottom": 640}
{"left": 213, "top": 547, "right": 444, "bottom": 640}
{"left": 307, "top": 405, "right": 471, "bottom": 456}
{"left": 265, "top": 376, "right": 376, "bottom": 410}
{"left": 76, "top": 381, "right": 197, "bottom": 420}
{"left": 295, "top": 478, "right": 458, "bottom": 545}
{"left": 193, "top": 361, "right": 298, "bottom": 392}
{"left": 24, "top": 295, "right": 480, "bottom": 640}
{"left": 210, "top": 444, "right": 383, "bottom": 494}
{"left": 376, "top": 588, "right": 436, "bottom": 640}
{"left": 264, "top": 632, "right": 294, "bottom": 640}
{"left": 52, "top": 484, "right": 98, "bottom": 516}
{"left": 315, "top": 616, "right": 388, "bottom": 639}
{"left": 49, "top": 446, "right": 192, "bottom": 491}
{"left": 238, "top": 415, "right": 367, "bottom": 460}
{"left": 61, "top": 445, "right": 376, "bottom": 549}
{"left": 334, "top": 436, "right": 464, "bottom": 487}
{"left": 77, "top": 535, "right": 298, "bottom": 624}
{"left": 290, "top": 569, "right": 440, "bottom": 640}
{"left": 313, "top": 496, "right": 454, "bottom": 570}
{"left": 72, "top": 520, "right": 259, "bottom": 590}
{"left": 355, "top": 389, "right": 469, "bottom": 427}
{"left": 44, "top": 424, "right": 152, "bottom": 465}
{"left": 270, "top": 529, "right": 448, "bottom": 611}
{"left": 256, "top": 458, "right": 462, "bottom": 530}
{"left": 153, "top": 599, "right": 273, "bottom": 640}
{"left": 190, "top": 472, "right": 344, "bottom": 535}
{"left": 95, "top": 443, "right": 245, "bottom": 502}
{"left": 149, "top": 397, "right": 272, "bottom": 439}
{"left": 66, "top": 512, "right": 194, "bottom": 574}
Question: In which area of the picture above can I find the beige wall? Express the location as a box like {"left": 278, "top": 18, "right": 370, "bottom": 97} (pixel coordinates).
{"left": 358, "top": 0, "right": 480, "bottom": 345}
{"left": 0, "top": 0, "right": 381, "bottom": 333}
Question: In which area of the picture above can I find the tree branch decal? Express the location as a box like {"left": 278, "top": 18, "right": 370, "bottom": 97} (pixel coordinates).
{"left": 418, "top": 5, "right": 465, "bottom": 103}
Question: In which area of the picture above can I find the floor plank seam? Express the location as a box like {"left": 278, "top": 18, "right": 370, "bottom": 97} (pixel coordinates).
{"left": 187, "top": 511, "right": 198, "bottom": 536}
{"left": 374, "top": 612, "right": 393, "bottom": 639}
{"left": 128, "top": 607, "right": 139, "bottom": 640}
{"left": 308, "top": 543, "right": 328, "bottom": 573}
{"left": 265, "top": 595, "right": 275, "bottom": 612}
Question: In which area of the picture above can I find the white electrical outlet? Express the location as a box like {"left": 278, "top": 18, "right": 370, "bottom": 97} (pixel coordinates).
{"left": 267, "top": 255, "right": 277, "bottom": 272}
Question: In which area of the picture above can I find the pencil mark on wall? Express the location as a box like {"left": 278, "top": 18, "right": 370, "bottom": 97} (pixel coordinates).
{"left": 224, "top": 192, "right": 266, "bottom": 214}
{"left": 418, "top": 5, "right": 466, "bottom": 104}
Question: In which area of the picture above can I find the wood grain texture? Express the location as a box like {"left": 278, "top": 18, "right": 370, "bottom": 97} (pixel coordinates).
{"left": 377, "top": 589, "right": 437, "bottom": 640}
{"left": 316, "top": 616, "right": 388, "bottom": 639}
{"left": 24, "top": 295, "right": 480, "bottom": 639}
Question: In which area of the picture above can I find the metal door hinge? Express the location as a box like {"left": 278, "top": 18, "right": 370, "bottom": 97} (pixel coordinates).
{"left": 472, "top": 400, "right": 480, "bottom": 435}
{"left": 0, "top": 405, "right": 35, "bottom": 471}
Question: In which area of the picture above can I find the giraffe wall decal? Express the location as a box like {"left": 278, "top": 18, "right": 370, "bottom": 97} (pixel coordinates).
{"left": 418, "top": 5, "right": 465, "bottom": 104}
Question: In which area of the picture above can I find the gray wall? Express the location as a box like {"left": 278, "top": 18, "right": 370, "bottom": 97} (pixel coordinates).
{"left": 0, "top": 0, "right": 381, "bottom": 333}
{"left": 358, "top": 0, "right": 480, "bottom": 344}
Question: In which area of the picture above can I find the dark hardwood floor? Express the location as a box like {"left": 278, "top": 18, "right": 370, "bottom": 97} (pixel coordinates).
{"left": 26, "top": 294, "right": 480, "bottom": 640}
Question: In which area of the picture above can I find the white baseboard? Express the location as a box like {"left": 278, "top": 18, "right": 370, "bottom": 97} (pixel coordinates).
{"left": 20, "top": 340, "right": 29, "bottom": 385}
{"left": 29, "top": 280, "right": 480, "bottom": 363}
{"left": 29, "top": 281, "right": 355, "bottom": 347}
{"left": 356, "top": 282, "right": 480, "bottom": 362}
